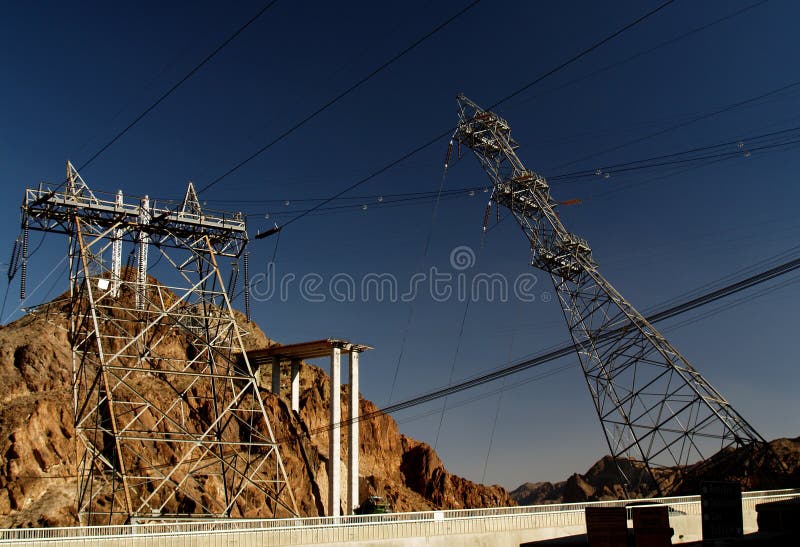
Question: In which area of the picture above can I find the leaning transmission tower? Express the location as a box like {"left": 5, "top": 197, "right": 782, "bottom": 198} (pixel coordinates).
{"left": 453, "top": 95, "right": 773, "bottom": 495}
{"left": 21, "top": 162, "right": 297, "bottom": 524}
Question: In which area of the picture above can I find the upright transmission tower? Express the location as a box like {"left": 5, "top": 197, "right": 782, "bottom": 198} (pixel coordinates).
{"left": 21, "top": 162, "right": 297, "bottom": 524}
{"left": 453, "top": 95, "right": 771, "bottom": 494}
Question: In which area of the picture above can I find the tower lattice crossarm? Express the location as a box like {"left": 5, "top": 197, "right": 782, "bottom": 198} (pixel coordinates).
{"left": 19, "top": 162, "right": 297, "bottom": 524}
{"left": 453, "top": 94, "right": 771, "bottom": 494}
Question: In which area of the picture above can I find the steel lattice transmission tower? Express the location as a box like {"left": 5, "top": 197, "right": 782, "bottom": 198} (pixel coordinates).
{"left": 453, "top": 95, "right": 772, "bottom": 494}
{"left": 21, "top": 162, "right": 297, "bottom": 524}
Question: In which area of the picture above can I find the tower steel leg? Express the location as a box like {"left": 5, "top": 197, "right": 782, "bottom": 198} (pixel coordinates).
{"left": 21, "top": 163, "right": 298, "bottom": 523}
{"left": 453, "top": 95, "right": 775, "bottom": 494}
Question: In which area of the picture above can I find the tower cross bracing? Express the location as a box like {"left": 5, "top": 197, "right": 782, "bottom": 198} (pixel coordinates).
{"left": 21, "top": 162, "right": 297, "bottom": 524}
{"left": 453, "top": 95, "right": 773, "bottom": 494}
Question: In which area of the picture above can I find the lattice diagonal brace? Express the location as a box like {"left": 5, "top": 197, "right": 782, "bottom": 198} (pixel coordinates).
{"left": 453, "top": 95, "right": 767, "bottom": 494}
{"left": 22, "top": 162, "right": 298, "bottom": 524}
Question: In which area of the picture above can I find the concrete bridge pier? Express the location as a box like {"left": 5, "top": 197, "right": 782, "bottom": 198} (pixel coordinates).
{"left": 246, "top": 338, "right": 372, "bottom": 517}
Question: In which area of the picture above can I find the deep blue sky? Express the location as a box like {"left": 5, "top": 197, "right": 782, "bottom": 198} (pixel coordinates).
{"left": 2, "top": 0, "right": 799, "bottom": 489}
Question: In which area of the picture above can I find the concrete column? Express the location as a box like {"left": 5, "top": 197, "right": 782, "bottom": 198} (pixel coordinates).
{"left": 348, "top": 349, "right": 359, "bottom": 514}
{"left": 290, "top": 359, "right": 300, "bottom": 412}
{"left": 328, "top": 347, "right": 341, "bottom": 517}
{"left": 271, "top": 356, "right": 281, "bottom": 395}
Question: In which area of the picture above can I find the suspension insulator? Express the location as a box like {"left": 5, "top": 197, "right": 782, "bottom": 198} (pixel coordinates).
{"left": 444, "top": 139, "right": 453, "bottom": 169}
{"left": 482, "top": 202, "right": 492, "bottom": 232}
{"left": 243, "top": 251, "right": 251, "bottom": 322}
{"left": 20, "top": 224, "right": 29, "bottom": 301}
{"left": 228, "top": 260, "right": 239, "bottom": 303}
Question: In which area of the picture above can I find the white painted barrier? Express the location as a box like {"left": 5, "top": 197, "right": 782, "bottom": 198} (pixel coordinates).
{"left": 1, "top": 489, "right": 797, "bottom": 546}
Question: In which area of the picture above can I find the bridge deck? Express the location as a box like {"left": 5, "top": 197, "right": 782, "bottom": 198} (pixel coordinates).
{"left": 1, "top": 489, "right": 797, "bottom": 546}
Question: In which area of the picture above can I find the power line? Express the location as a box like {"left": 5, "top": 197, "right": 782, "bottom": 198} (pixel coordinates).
{"left": 550, "top": 125, "right": 800, "bottom": 183}
{"left": 485, "top": 0, "right": 677, "bottom": 111}
{"left": 397, "top": 363, "right": 573, "bottom": 428}
{"left": 255, "top": 33, "right": 800, "bottom": 228}
{"left": 433, "top": 232, "right": 484, "bottom": 449}
{"left": 387, "top": 160, "right": 452, "bottom": 403}
{"left": 286, "top": 252, "right": 800, "bottom": 440}
{"left": 76, "top": 0, "right": 281, "bottom": 173}
{"left": 511, "top": 0, "right": 769, "bottom": 110}
{"left": 398, "top": 266, "right": 799, "bottom": 430}
{"left": 21, "top": 250, "right": 800, "bottom": 475}
{"left": 259, "top": 128, "right": 455, "bottom": 235}
{"left": 236, "top": 113, "right": 800, "bottom": 219}
{"left": 199, "top": 0, "right": 483, "bottom": 195}
{"left": 258, "top": 0, "right": 678, "bottom": 236}
{"left": 4, "top": 256, "right": 68, "bottom": 323}
{"left": 580, "top": 141, "right": 795, "bottom": 205}
{"left": 222, "top": 122, "right": 796, "bottom": 206}
{"left": 550, "top": 77, "right": 800, "bottom": 172}
{"left": 481, "top": 320, "right": 519, "bottom": 483}
{"left": 252, "top": 186, "right": 477, "bottom": 217}
{"left": 235, "top": 123, "right": 800, "bottom": 219}
{"left": 651, "top": 244, "right": 800, "bottom": 310}
{"left": 662, "top": 274, "right": 800, "bottom": 335}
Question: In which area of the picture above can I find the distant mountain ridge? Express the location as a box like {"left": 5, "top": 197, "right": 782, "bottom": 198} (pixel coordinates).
{"left": 511, "top": 437, "right": 800, "bottom": 505}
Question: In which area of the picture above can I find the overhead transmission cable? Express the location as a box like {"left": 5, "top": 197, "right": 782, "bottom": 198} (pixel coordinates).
{"left": 257, "top": 42, "right": 800, "bottom": 227}
{"left": 481, "top": 325, "right": 518, "bottom": 483}
{"left": 511, "top": 0, "right": 769, "bottom": 110}
{"left": 662, "top": 274, "right": 800, "bottom": 334}
{"left": 433, "top": 210, "right": 485, "bottom": 450}
{"left": 550, "top": 125, "right": 800, "bottom": 183}
{"left": 387, "top": 149, "right": 456, "bottom": 403}
{"left": 6, "top": 0, "right": 283, "bottom": 304}
{"left": 261, "top": 123, "right": 797, "bottom": 205}
{"left": 20, "top": 247, "right": 800, "bottom": 477}
{"left": 286, "top": 252, "right": 800, "bottom": 441}
{"left": 232, "top": 123, "right": 800, "bottom": 219}
{"left": 401, "top": 260, "right": 798, "bottom": 426}
{"left": 3, "top": 256, "right": 69, "bottom": 323}
{"left": 482, "top": 1, "right": 677, "bottom": 111}
{"left": 581, "top": 140, "right": 795, "bottom": 205}
{"left": 76, "top": 0, "right": 282, "bottom": 174}
{"left": 405, "top": 259, "right": 796, "bottom": 425}
{"left": 398, "top": 262, "right": 798, "bottom": 427}
{"left": 550, "top": 77, "right": 800, "bottom": 172}
{"left": 256, "top": 0, "right": 678, "bottom": 237}
{"left": 397, "top": 363, "right": 573, "bottom": 428}
{"left": 199, "top": 0, "right": 483, "bottom": 197}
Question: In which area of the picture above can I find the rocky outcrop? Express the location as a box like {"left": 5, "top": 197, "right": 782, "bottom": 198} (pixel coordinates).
{"left": 0, "top": 306, "right": 77, "bottom": 528}
{"left": 0, "top": 288, "right": 513, "bottom": 527}
{"left": 511, "top": 439, "right": 800, "bottom": 506}
{"left": 291, "top": 363, "right": 513, "bottom": 514}
{"left": 400, "top": 438, "right": 510, "bottom": 509}
{"left": 509, "top": 482, "right": 564, "bottom": 506}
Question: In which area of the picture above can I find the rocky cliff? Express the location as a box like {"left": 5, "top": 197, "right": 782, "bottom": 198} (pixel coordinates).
{"left": 0, "top": 291, "right": 512, "bottom": 528}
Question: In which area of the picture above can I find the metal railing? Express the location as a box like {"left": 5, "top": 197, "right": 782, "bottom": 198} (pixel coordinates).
{"left": 1, "top": 488, "right": 798, "bottom": 545}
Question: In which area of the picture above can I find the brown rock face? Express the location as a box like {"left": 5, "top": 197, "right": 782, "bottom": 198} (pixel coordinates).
{"left": 0, "top": 290, "right": 513, "bottom": 527}
{"left": 291, "top": 363, "right": 513, "bottom": 515}
{"left": 562, "top": 473, "right": 595, "bottom": 503}
{"left": 399, "top": 438, "right": 510, "bottom": 509}
{"left": 0, "top": 314, "right": 77, "bottom": 527}
{"left": 509, "top": 482, "right": 564, "bottom": 506}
